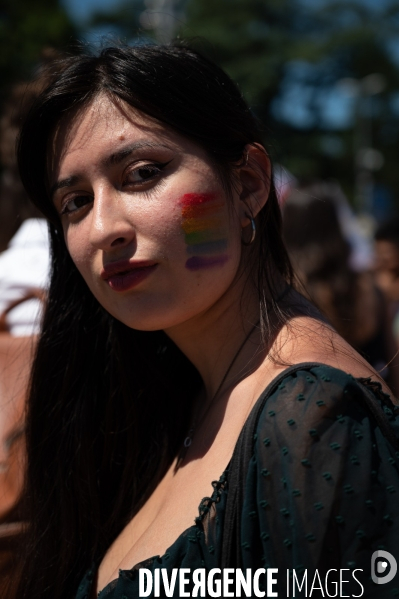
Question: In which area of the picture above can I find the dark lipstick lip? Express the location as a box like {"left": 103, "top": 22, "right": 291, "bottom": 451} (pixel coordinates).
{"left": 100, "top": 259, "right": 158, "bottom": 281}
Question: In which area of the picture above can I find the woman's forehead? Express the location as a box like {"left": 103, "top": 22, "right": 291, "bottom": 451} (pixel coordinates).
{"left": 54, "top": 94, "right": 164, "bottom": 150}
{"left": 48, "top": 94, "right": 176, "bottom": 177}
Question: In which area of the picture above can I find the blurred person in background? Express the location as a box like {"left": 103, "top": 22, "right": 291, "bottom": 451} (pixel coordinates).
{"left": 0, "top": 56, "right": 52, "bottom": 335}
{"left": 0, "top": 57, "right": 52, "bottom": 598}
{"left": 282, "top": 182, "right": 399, "bottom": 394}
{"left": 374, "top": 216, "right": 399, "bottom": 348}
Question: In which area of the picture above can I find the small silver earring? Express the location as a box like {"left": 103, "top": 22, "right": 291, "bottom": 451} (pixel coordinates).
{"left": 241, "top": 213, "right": 256, "bottom": 246}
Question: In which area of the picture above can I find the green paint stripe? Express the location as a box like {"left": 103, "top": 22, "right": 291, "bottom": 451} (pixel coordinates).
{"left": 185, "top": 230, "right": 228, "bottom": 245}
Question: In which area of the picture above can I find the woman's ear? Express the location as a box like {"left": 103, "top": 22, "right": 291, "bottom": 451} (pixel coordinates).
{"left": 237, "top": 143, "right": 271, "bottom": 229}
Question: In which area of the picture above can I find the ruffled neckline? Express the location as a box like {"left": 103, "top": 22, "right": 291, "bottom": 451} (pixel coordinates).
{"left": 196, "top": 470, "right": 228, "bottom": 523}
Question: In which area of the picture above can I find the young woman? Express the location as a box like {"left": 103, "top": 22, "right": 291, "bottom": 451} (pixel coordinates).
{"left": 15, "top": 44, "right": 399, "bottom": 599}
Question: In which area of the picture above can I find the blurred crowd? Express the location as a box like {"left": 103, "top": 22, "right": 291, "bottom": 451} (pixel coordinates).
{"left": 2, "top": 51, "right": 399, "bottom": 594}
{"left": 281, "top": 180, "right": 399, "bottom": 395}
{"left": 0, "top": 65, "right": 51, "bottom": 594}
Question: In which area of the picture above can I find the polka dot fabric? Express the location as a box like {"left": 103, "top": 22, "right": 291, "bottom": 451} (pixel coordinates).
{"left": 242, "top": 365, "right": 399, "bottom": 596}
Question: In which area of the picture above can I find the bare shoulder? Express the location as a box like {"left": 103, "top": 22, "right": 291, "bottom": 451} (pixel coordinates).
{"left": 272, "top": 313, "right": 395, "bottom": 399}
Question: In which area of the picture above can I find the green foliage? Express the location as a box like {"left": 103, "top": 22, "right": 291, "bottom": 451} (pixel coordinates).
{"left": 182, "top": 0, "right": 302, "bottom": 109}
{"left": 178, "top": 0, "right": 399, "bottom": 205}
{"left": 0, "top": 0, "right": 76, "bottom": 97}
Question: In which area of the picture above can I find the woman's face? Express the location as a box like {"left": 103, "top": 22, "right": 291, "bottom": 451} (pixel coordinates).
{"left": 50, "top": 94, "right": 245, "bottom": 332}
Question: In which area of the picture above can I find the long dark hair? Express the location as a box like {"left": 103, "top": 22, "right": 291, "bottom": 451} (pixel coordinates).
{"left": 16, "top": 43, "right": 292, "bottom": 599}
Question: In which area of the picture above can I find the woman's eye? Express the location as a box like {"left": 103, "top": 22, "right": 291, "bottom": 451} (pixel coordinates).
{"left": 124, "top": 162, "right": 169, "bottom": 186}
{"left": 61, "top": 195, "right": 92, "bottom": 215}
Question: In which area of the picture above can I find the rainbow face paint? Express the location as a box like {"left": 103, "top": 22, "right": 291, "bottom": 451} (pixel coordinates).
{"left": 180, "top": 193, "right": 230, "bottom": 271}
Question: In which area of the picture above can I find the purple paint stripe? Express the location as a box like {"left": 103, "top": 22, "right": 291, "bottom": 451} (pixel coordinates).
{"left": 185, "top": 255, "right": 229, "bottom": 271}
{"left": 186, "top": 239, "right": 228, "bottom": 255}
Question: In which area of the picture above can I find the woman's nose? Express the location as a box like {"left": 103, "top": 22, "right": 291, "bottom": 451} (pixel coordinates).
{"left": 88, "top": 187, "right": 135, "bottom": 251}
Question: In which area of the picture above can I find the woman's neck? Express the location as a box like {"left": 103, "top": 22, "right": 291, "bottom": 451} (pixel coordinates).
{"left": 164, "top": 272, "right": 286, "bottom": 399}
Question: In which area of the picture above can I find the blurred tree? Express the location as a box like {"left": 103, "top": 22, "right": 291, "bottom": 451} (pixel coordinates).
{"left": 88, "top": 0, "right": 186, "bottom": 43}
{"left": 179, "top": 0, "right": 399, "bottom": 205}
{"left": 0, "top": 0, "right": 76, "bottom": 100}
{"left": 88, "top": 0, "right": 142, "bottom": 40}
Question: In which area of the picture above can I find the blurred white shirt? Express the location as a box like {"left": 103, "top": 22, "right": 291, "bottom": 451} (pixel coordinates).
{"left": 0, "top": 219, "right": 50, "bottom": 336}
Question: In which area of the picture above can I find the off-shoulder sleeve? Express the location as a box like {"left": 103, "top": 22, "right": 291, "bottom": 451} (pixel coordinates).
{"left": 240, "top": 365, "right": 399, "bottom": 597}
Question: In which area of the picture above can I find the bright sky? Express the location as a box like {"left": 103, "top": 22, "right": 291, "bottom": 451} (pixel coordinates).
{"left": 61, "top": 0, "right": 124, "bottom": 23}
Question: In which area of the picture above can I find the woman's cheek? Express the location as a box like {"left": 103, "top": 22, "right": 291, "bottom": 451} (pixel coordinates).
{"left": 65, "top": 229, "right": 97, "bottom": 282}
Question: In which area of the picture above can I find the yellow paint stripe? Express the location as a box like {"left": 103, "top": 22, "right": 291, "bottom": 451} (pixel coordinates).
{"left": 182, "top": 217, "right": 224, "bottom": 234}
{"left": 181, "top": 201, "right": 224, "bottom": 219}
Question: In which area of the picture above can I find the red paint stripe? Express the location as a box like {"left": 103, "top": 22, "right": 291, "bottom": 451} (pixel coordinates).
{"left": 180, "top": 192, "right": 217, "bottom": 207}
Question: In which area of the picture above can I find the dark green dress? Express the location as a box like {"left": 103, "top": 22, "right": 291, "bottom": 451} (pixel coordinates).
{"left": 76, "top": 364, "right": 399, "bottom": 598}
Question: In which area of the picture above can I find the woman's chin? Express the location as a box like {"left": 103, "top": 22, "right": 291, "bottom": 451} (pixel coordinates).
{"left": 108, "top": 309, "right": 193, "bottom": 333}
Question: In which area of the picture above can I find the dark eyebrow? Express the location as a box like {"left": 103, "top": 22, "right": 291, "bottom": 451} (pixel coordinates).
{"left": 50, "top": 141, "right": 174, "bottom": 201}
{"left": 103, "top": 141, "right": 174, "bottom": 167}
{"left": 50, "top": 175, "right": 82, "bottom": 201}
